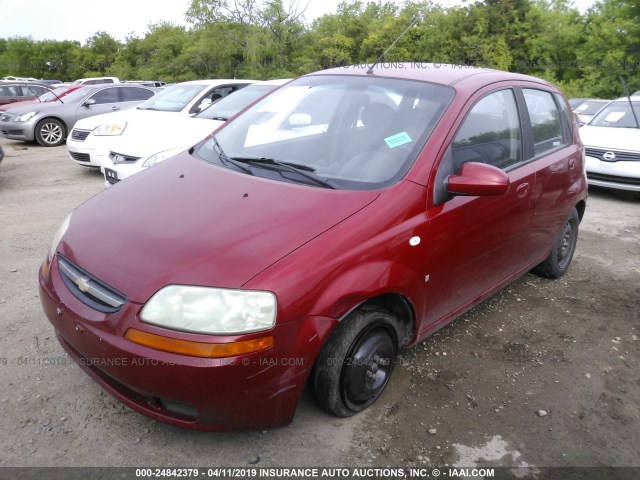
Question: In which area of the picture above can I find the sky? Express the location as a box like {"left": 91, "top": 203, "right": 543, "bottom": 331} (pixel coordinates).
{"left": 0, "top": 0, "right": 597, "bottom": 44}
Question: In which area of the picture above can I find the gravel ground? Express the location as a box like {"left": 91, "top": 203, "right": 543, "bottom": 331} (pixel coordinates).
{"left": 0, "top": 137, "right": 638, "bottom": 472}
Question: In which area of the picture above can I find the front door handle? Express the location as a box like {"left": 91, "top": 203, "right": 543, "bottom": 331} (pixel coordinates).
{"left": 569, "top": 158, "right": 577, "bottom": 169}
{"left": 111, "top": 106, "right": 119, "bottom": 110}
{"left": 516, "top": 182, "right": 530, "bottom": 199}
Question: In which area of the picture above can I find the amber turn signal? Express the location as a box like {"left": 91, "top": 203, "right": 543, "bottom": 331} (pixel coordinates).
{"left": 124, "top": 328, "right": 273, "bottom": 358}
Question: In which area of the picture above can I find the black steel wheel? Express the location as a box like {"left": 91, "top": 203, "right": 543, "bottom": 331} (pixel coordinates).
{"left": 533, "top": 208, "right": 580, "bottom": 279}
{"left": 314, "top": 306, "right": 398, "bottom": 417}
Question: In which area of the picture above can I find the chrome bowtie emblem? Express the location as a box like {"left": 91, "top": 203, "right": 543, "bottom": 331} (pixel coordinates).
{"left": 602, "top": 151, "right": 616, "bottom": 161}
{"left": 75, "top": 276, "right": 91, "bottom": 293}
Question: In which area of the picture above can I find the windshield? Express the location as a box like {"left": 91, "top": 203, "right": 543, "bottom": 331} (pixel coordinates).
{"left": 58, "top": 87, "right": 94, "bottom": 103}
{"left": 38, "top": 86, "right": 70, "bottom": 103}
{"left": 195, "top": 84, "right": 279, "bottom": 121}
{"left": 575, "top": 100, "right": 609, "bottom": 115}
{"left": 195, "top": 75, "right": 454, "bottom": 190}
{"left": 137, "top": 84, "right": 205, "bottom": 112}
{"left": 590, "top": 101, "right": 640, "bottom": 128}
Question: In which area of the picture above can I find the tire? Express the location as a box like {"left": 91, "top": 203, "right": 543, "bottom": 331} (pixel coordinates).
{"left": 533, "top": 208, "right": 580, "bottom": 279}
{"left": 35, "top": 118, "right": 66, "bottom": 147}
{"left": 314, "top": 306, "right": 398, "bottom": 417}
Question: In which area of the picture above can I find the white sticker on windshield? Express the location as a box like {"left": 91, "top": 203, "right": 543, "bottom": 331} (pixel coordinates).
{"left": 384, "top": 132, "right": 412, "bottom": 149}
{"left": 605, "top": 111, "right": 625, "bottom": 123}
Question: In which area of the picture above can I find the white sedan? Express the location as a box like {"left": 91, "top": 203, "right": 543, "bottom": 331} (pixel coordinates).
{"left": 580, "top": 95, "right": 640, "bottom": 195}
{"left": 67, "top": 79, "right": 255, "bottom": 168}
{"left": 98, "top": 79, "right": 289, "bottom": 186}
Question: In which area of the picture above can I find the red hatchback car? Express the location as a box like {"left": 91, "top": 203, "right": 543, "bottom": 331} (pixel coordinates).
{"left": 39, "top": 64, "right": 587, "bottom": 431}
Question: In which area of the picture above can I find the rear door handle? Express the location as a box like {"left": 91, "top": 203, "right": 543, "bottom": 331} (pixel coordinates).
{"left": 516, "top": 182, "right": 530, "bottom": 199}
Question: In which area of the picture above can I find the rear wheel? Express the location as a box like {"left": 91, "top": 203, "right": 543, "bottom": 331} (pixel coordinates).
{"left": 314, "top": 306, "right": 398, "bottom": 417}
{"left": 533, "top": 208, "right": 579, "bottom": 279}
{"left": 35, "top": 118, "right": 66, "bottom": 147}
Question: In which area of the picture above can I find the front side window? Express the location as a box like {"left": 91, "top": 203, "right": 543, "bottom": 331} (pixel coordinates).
{"left": 90, "top": 88, "right": 119, "bottom": 104}
{"left": 195, "top": 75, "right": 454, "bottom": 190}
{"left": 196, "top": 84, "right": 278, "bottom": 121}
{"left": 451, "top": 89, "right": 522, "bottom": 172}
{"left": 523, "top": 89, "right": 565, "bottom": 156}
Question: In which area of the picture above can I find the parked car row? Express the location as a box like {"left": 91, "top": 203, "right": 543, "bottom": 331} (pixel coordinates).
{"left": 69, "top": 79, "right": 287, "bottom": 185}
{"left": 39, "top": 63, "right": 589, "bottom": 431}
{"left": 0, "top": 84, "right": 157, "bottom": 146}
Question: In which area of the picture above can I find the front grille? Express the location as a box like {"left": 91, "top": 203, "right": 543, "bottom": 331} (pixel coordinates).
{"left": 69, "top": 151, "right": 90, "bottom": 162}
{"left": 71, "top": 129, "right": 91, "bottom": 141}
{"left": 587, "top": 172, "right": 640, "bottom": 186}
{"left": 109, "top": 151, "right": 141, "bottom": 164}
{"left": 57, "top": 255, "right": 126, "bottom": 313}
{"left": 585, "top": 147, "right": 640, "bottom": 163}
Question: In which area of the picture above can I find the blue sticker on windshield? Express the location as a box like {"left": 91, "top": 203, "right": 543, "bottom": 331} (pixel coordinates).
{"left": 384, "top": 131, "right": 412, "bottom": 149}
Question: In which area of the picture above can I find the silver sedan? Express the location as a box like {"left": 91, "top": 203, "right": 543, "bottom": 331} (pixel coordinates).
{"left": 0, "top": 84, "right": 156, "bottom": 147}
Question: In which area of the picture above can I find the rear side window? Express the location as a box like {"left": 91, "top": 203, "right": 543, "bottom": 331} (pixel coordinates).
{"left": 121, "top": 87, "right": 155, "bottom": 101}
{"left": 554, "top": 93, "right": 574, "bottom": 141}
{"left": 451, "top": 89, "right": 522, "bottom": 172}
{"left": 523, "top": 89, "right": 566, "bottom": 156}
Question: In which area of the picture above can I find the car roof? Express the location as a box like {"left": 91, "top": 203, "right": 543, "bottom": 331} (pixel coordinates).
{"left": 251, "top": 79, "right": 291, "bottom": 86}
{"left": 175, "top": 79, "right": 255, "bottom": 86}
{"left": 613, "top": 95, "right": 640, "bottom": 102}
{"left": 309, "top": 63, "right": 554, "bottom": 89}
{"left": 0, "top": 82, "right": 51, "bottom": 87}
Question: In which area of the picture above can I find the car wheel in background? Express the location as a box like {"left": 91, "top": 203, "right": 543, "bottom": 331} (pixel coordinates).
{"left": 35, "top": 118, "right": 66, "bottom": 147}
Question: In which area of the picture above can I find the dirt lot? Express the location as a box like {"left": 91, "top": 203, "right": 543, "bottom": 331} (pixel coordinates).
{"left": 0, "top": 137, "right": 638, "bottom": 471}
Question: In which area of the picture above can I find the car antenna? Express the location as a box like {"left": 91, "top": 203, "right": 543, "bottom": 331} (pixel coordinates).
{"left": 366, "top": 18, "right": 419, "bottom": 75}
{"left": 620, "top": 76, "right": 639, "bottom": 128}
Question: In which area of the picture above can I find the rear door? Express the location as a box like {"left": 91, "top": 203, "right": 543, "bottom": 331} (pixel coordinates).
{"left": 521, "top": 88, "right": 581, "bottom": 258}
{"left": 423, "top": 87, "right": 536, "bottom": 331}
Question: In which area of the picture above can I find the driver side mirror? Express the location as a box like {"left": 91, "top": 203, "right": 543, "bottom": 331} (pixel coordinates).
{"left": 447, "top": 162, "right": 510, "bottom": 197}
{"left": 83, "top": 98, "right": 96, "bottom": 107}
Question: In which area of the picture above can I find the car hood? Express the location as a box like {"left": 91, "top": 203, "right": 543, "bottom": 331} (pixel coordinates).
{"left": 72, "top": 109, "right": 143, "bottom": 130}
{"left": 105, "top": 116, "right": 223, "bottom": 159}
{"left": 1, "top": 101, "right": 67, "bottom": 116}
{"left": 59, "top": 153, "right": 379, "bottom": 303}
{"left": 0, "top": 99, "right": 39, "bottom": 112}
{"left": 580, "top": 125, "right": 640, "bottom": 151}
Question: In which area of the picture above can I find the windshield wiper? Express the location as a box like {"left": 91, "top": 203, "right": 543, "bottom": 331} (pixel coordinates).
{"left": 211, "top": 136, "right": 253, "bottom": 175}
{"left": 230, "top": 157, "right": 335, "bottom": 189}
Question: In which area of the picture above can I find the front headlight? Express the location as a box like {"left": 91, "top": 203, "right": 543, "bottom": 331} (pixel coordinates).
{"left": 49, "top": 212, "right": 72, "bottom": 261}
{"left": 93, "top": 122, "right": 127, "bottom": 136}
{"left": 16, "top": 111, "right": 38, "bottom": 122}
{"left": 42, "top": 212, "right": 72, "bottom": 279}
{"left": 140, "top": 286, "right": 277, "bottom": 335}
{"left": 142, "top": 147, "right": 185, "bottom": 168}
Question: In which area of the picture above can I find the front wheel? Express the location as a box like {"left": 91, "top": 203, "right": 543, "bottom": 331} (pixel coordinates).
{"left": 533, "top": 208, "right": 580, "bottom": 279}
{"left": 314, "top": 306, "right": 398, "bottom": 417}
{"left": 35, "top": 118, "right": 66, "bottom": 147}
